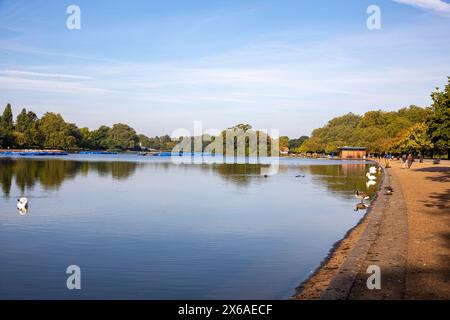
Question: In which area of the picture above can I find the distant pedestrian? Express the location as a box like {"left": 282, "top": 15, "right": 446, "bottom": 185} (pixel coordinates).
{"left": 385, "top": 153, "right": 392, "bottom": 168}
{"left": 407, "top": 154, "right": 413, "bottom": 169}
{"left": 401, "top": 154, "right": 407, "bottom": 169}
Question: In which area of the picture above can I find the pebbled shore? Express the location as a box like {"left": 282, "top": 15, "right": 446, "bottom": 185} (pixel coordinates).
{"left": 294, "top": 159, "right": 450, "bottom": 300}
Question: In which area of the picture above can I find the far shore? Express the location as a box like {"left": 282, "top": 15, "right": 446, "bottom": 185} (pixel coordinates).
{"left": 294, "top": 158, "right": 450, "bottom": 300}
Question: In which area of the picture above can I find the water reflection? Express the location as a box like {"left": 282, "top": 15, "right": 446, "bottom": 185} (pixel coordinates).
{"left": 0, "top": 158, "right": 139, "bottom": 197}
{"left": 1, "top": 158, "right": 379, "bottom": 201}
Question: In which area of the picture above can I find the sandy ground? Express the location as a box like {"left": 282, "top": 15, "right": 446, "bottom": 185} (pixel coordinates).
{"left": 398, "top": 160, "right": 450, "bottom": 299}
{"left": 295, "top": 159, "right": 450, "bottom": 300}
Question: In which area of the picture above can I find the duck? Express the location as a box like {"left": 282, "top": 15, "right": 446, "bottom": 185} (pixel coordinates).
{"left": 366, "top": 172, "right": 377, "bottom": 181}
{"left": 354, "top": 202, "right": 369, "bottom": 211}
{"left": 355, "top": 190, "right": 370, "bottom": 200}
{"left": 384, "top": 186, "right": 394, "bottom": 192}
{"left": 17, "top": 197, "right": 28, "bottom": 214}
{"left": 384, "top": 189, "right": 393, "bottom": 195}
{"left": 295, "top": 174, "right": 305, "bottom": 178}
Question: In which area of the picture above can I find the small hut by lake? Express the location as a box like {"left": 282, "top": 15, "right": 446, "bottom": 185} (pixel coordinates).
{"left": 339, "top": 146, "right": 366, "bottom": 159}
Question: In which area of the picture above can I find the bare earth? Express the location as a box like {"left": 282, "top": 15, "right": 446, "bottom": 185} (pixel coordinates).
{"left": 295, "top": 159, "right": 450, "bottom": 300}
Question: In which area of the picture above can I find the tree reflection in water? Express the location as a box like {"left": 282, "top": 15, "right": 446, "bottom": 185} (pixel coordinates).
{"left": 0, "top": 158, "right": 139, "bottom": 197}
{"left": 1, "top": 158, "right": 378, "bottom": 201}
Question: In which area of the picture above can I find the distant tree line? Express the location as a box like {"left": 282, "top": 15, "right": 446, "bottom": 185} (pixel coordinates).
{"left": 0, "top": 106, "right": 176, "bottom": 152}
{"left": 299, "top": 77, "right": 450, "bottom": 159}
{"left": 1, "top": 77, "right": 447, "bottom": 157}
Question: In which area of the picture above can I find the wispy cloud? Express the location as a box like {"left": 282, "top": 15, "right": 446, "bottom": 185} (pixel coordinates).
{"left": 393, "top": 0, "right": 450, "bottom": 16}
{"left": 0, "top": 69, "right": 93, "bottom": 80}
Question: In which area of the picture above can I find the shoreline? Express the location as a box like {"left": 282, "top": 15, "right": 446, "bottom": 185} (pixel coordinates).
{"left": 293, "top": 160, "right": 387, "bottom": 299}
{"left": 294, "top": 159, "right": 450, "bottom": 299}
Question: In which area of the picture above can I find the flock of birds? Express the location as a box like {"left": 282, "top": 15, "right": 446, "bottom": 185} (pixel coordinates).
{"left": 14, "top": 166, "right": 394, "bottom": 215}
{"left": 354, "top": 165, "right": 394, "bottom": 211}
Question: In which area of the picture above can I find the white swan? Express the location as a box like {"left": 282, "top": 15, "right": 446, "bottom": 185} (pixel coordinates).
{"left": 369, "top": 166, "right": 377, "bottom": 174}
{"left": 17, "top": 197, "right": 28, "bottom": 213}
{"left": 366, "top": 180, "right": 376, "bottom": 188}
{"left": 366, "top": 172, "right": 377, "bottom": 180}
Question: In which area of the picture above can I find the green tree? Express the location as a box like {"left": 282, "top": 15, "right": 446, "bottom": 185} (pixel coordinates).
{"left": 106, "top": 123, "right": 138, "bottom": 150}
{"left": 288, "top": 136, "right": 308, "bottom": 152}
{"left": 427, "top": 77, "right": 450, "bottom": 158}
{"left": 0, "top": 103, "right": 15, "bottom": 147}
{"left": 39, "top": 112, "right": 78, "bottom": 149}
{"left": 90, "top": 125, "right": 110, "bottom": 149}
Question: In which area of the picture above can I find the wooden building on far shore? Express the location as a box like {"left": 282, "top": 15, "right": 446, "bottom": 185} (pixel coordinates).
{"left": 339, "top": 146, "right": 366, "bottom": 159}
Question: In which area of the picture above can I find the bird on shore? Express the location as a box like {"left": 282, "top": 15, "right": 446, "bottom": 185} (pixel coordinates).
{"left": 17, "top": 197, "right": 28, "bottom": 215}
{"left": 384, "top": 186, "right": 394, "bottom": 195}
{"left": 355, "top": 190, "right": 370, "bottom": 200}
{"left": 354, "top": 202, "right": 369, "bottom": 211}
{"left": 366, "top": 172, "right": 377, "bottom": 180}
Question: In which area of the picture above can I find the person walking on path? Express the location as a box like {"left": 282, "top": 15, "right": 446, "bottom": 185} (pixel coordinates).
{"left": 407, "top": 153, "right": 413, "bottom": 169}
{"left": 401, "top": 154, "right": 407, "bottom": 169}
{"left": 385, "top": 153, "right": 392, "bottom": 168}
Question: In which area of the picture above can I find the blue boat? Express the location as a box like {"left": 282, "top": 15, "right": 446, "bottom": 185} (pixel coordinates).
{"left": 78, "top": 151, "right": 117, "bottom": 155}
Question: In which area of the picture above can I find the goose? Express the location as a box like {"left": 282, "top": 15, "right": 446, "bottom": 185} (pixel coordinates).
{"left": 384, "top": 186, "right": 394, "bottom": 192}
{"left": 355, "top": 190, "right": 370, "bottom": 200}
{"left": 17, "top": 197, "right": 28, "bottom": 214}
{"left": 384, "top": 189, "right": 393, "bottom": 195}
{"left": 366, "top": 172, "right": 377, "bottom": 180}
{"left": 366, "top": 180, "right": 376, "bottom": 188}
{"left": 354, "top": 202, "right": 369, "bottom": 211}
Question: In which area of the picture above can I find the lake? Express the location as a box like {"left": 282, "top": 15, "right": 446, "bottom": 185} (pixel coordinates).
{"left": 0, "top": 155, "right": 379, "bottom": 299}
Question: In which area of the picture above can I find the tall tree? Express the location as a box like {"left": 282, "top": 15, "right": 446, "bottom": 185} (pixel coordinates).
{"left": 0, "top": 104, "right": 15, "bottom": 147}
{"left": 427, "top": 77, "right": 450, "bottom": 158}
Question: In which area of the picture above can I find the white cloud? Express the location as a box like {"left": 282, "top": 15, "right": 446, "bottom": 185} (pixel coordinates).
{"left": 0, "top": 69, "right": 93, "bottom": 80}
{"left": 393, "top": 0, "right": 450, "bottom": 16}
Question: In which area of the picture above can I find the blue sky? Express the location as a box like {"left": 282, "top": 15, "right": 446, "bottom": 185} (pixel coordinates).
{"left": 0, "top": 0, "right": 449, "bottom": 137}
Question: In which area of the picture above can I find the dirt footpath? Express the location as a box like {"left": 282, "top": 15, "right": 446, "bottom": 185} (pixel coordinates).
{"left": 295, "top": 159, "right": 450, "bottom": 300}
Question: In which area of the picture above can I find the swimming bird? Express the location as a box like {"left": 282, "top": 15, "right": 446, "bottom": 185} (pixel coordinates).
{"left": 355, "top": 190, "right": 370, "bottom": 200}
{"left": 295, "top": 174, "right": 305, "bottom": 178}
{"left": 366, "top": 180, "right": 376, "bottom": 188}
{"left": 369, "top": 166, "right": 377, "bottom": 174}
{"left": 17, "top": 197, "right": 28, "bottom": 215}
{"left": 366, "top": 172, "right": 377, "bottom": 180}
{"left": 354, "top": 202, "right": 369, "bottom": 211}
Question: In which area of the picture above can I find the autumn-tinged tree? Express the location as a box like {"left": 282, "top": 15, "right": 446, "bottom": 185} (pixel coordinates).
{"left": 390, "top": 123, "right": 433, "bottom": 156}
{"left": 427, "top": 77, "right": 450, "bottom": 158}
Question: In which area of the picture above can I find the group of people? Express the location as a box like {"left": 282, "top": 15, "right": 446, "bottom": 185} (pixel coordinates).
{"left": 401, "top": 153, "right": 414, "bottom": 169}
{"left": 380, "top": 153, "right": 414, "bottom": 169}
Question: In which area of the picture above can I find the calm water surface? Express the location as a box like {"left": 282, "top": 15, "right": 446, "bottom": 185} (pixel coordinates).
{"left": 0, "top": 155, "right": 380, "bottom": 299}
